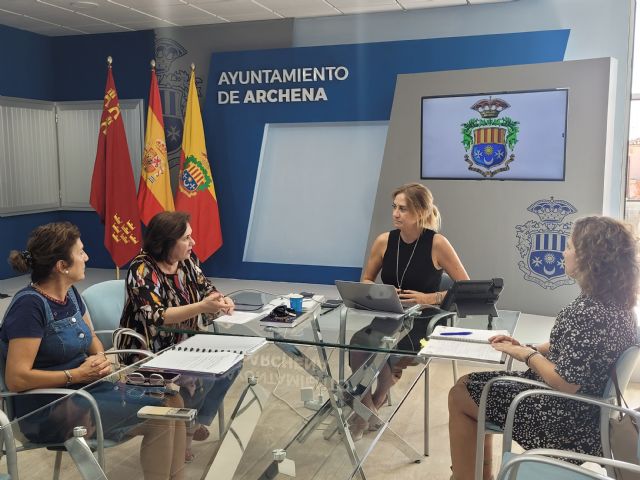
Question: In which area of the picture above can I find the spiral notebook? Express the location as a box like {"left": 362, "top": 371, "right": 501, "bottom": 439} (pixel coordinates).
{"left": 143, "top": 335, "right": 267, "bottom": 375}
{"left": 175, "top": 334, "right": 267, "bottom": 354}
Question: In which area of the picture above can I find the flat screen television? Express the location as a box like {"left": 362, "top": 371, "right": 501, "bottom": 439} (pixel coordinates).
{"left": 421, "top": 89, "right": 568, "bottom": 181}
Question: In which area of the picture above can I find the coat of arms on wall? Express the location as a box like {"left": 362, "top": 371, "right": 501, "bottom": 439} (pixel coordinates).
{"left": 516, "top": 197, "right": 577, "bottom": 290}
{"left": 461, "top": 97, "right": 519, "bottom": 178}
{"left": 155, "top": 37, "right": 203, "bottom": 169}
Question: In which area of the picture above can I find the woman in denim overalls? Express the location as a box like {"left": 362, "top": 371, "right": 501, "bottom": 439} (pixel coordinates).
{"left": 1, "top": 222, "right": 186, "bottom": 479}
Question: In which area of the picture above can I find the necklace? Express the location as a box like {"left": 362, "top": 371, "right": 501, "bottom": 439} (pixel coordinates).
{"left": 31, "top": 283, "right": 68, "bottom": 305}
{"left": 396, "top": 231, "right": 421, "bottom": 290}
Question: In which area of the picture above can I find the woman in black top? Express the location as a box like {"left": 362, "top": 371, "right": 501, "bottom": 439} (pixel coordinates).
{"left": 350, "top": 183, "right": 468, "bottom": 439}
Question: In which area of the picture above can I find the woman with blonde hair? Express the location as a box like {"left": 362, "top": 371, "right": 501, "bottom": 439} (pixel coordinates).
{"left": 349, "top": 182, "right": 469, "bottom": 438}
{"left": 448, "top": 216, "right": 639, "bottom": 480}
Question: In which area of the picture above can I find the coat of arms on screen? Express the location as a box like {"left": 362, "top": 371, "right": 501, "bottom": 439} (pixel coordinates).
{"left": 461, "top": 97, "right": 519, "bottom": 178}
{"left": 515, "top": 197, "right": 577, "bottom": 290}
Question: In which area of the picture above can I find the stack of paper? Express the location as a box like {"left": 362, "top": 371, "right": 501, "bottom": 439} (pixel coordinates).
{"left": 419, "top": 326, "right": 510, "bottom": 363}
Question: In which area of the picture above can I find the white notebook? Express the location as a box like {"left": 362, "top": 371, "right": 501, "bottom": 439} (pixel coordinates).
{"left": 420, "top": 326, "right": 509, "bottom": 363}
{"left": 142, "top": 335, "right": 268, "bottom": 375}
{"left": 175, "top": 334, "right": 267, "bottom": 354}
{"left": 428, "top": 326, "right": 509, "bottom": 344}
{"left": 144, "top": 350, "right": 243, "bottom": 375}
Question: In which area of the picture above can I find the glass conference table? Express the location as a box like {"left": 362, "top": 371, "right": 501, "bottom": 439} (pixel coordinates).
{"left": 0, "top": 292, "right": 519, "bottom": 480}
{"left": 157, "top": 290, "right": 521, "bottom": 479}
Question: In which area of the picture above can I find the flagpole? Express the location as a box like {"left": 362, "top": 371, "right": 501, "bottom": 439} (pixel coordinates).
{"left": 115, "top": 266, "right": 120, "bottom": 280}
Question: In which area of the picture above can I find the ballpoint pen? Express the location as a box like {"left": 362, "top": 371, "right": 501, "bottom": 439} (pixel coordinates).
{"left": 440, "top": 331, "right": 473, "bottom": 336}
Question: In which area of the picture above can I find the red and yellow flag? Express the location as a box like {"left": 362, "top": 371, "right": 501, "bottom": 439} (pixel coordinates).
{"left": 138, "top": 64, "right": 174, "bottom": 225}
{"left": 90, "top": 61, "right": 141, "bottom": 267}
{"left": 174, "top": 67, "right": 222, "bottom": 261}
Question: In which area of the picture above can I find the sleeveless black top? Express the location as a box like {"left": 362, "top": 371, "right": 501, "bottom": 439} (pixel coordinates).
{"left": 380, "top": 229, "right": 442, "bottom": 293}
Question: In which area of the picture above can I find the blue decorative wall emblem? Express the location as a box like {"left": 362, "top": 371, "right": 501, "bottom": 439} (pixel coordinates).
{"left": 516, "top": 197, "right": 577, "bottom": 289}
{"left": 461, "top": 97, "right": 519, "bottom": 178}
{"left": 155, "top": 37, "right": 203, "bottom": 168}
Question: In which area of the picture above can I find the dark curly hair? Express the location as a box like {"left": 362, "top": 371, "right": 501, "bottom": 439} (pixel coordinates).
{"left": 7, "top": 222, "right": 81, "bottom": 283}
{"left": 143, "top": 211, "right": 191, "bottom": 263}
{"left": 571, "top": 216, "right": 639, "bottom": 309}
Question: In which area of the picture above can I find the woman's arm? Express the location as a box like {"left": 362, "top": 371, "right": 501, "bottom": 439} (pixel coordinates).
{"left": 162, "top": 293, "right": 229, "bottom": 325}
{"left": 5, "top": 338, "right": 111, "bottom": 392}
{"left": 399, "top": 234, "right": 471, "bottom": 305}
{"left": 433, "top": 234, "right": 469, "bottom": 282}
{"left": 491, "top": 342, "right": 580, "bottom": 394}
{"left": 361, "top": 233, "right": 389, "bottom": 283}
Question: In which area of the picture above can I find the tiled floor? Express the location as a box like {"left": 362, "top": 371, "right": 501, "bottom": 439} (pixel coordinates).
{"left": 0, "top": 270, "right": 638, "bottom": 479}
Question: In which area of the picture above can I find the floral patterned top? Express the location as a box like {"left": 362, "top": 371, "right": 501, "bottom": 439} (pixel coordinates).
{"left": 119, "top": 252, "right": 217, "bottom": 355}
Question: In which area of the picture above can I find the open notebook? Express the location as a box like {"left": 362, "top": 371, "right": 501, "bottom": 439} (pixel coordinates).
{"left": 143, "top": 335, "right": 267, "bottom": 375}
{"left": 419, "top": 326, "right": 509, "bottom": 363}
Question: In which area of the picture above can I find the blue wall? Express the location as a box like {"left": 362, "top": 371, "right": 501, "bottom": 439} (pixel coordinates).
{"left": 0, "top": 24, "right": 54, "bottom": 100}
{"left": 0, "top": 29, "right": 155, "bottom": 278}
{"left": 203, "top": 31, "right": 569, "bottom": 284}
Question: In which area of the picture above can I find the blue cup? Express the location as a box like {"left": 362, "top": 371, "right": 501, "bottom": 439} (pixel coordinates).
{"left": 289, "top": 294, "right": 304, "bottom": 313}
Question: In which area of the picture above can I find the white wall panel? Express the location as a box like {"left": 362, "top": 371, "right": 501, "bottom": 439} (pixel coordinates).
{"left": 57, "top": 99, "right": 144, "bottom": 209}
{"left": 244, "top": 121, "right": 387, "bottom": 267}
{"left": 0, "top": 98, "right": 59, "bottom": 215}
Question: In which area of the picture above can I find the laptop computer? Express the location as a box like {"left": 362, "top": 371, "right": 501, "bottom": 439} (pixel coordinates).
{"left": 335, "top": 280, "right": 424, "bottom": 316}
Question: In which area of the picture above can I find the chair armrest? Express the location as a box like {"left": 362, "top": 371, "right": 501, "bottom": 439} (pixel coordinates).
{"left": 524, "top": 448, "right": 640, "bottom": 473}
{"left": 497, "top": 451, "right": 640, "bottom": 480}
{"left": 103, "top": 349, "right": 155, "bottom": 359}
{"left": 425, "top": 312, "right": 456, "bottom": 335}
{"left": 477, "top": 376, "right": 550, "bottom": 431}
{"left": 0, "top": 408, "right": 18, "bottom": 479}
{"left": 502, "top": 389, "right": 640, "bottom": 455}
{"left": 0, "top": 388, "right": 106, "bottom": 466}
{"left": 112, "top": 328, "right": 148, "bottom": 351}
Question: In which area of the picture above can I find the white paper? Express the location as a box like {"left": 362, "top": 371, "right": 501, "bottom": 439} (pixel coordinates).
{"left": 429, "top": 326, "right": 510, "bottom": 344}
{"left": 176, "top": 334, "right": 267, "bottom": 354}
{"left": 144, "top": 350, "right": 243, "bottom": 375}
{"left": 419, "top": 338, "right": 505, "bottom": 363}
{"left": 214, "top": 311, "right": 266, "bottom": 324}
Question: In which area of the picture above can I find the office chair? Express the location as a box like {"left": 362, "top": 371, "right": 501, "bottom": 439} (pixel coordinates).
{"left": 474, "top": 344, "right": 640, "bottom": 480}
{"left": 498, "top": 398, "right": 640, "bottom": 479}
{"left": 82, "top": 280, "right": 147, "bottom": 353}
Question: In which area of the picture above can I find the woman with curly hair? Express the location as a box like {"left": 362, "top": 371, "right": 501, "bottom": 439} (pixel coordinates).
{"left": 448, "top": 216, "right": 639, "bottom": 480}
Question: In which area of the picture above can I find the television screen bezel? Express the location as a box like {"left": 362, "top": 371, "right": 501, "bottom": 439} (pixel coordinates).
{"left": 420, "top": 88, "right": 569, "bottom": 182}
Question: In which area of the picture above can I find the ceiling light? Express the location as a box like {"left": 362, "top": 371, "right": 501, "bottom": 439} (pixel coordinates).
{"left": 69, "top": 1, "right": 99, "bottom": 9}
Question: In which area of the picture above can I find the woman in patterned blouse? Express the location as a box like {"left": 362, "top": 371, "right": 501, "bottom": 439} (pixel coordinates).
{"left": 448, "top": 216, "right": 639, "bottom": 480}
{"left": 119, "top": 210, "right": 236, "bottom": 462}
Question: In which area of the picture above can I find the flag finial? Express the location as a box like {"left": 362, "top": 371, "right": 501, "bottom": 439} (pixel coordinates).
{"left": 107, "top": 56, "right": 113, "bottom": 67}
{"left": 191, "top": 63, "right": 195, "bottom": 72}
{"left": 150, "top": 59, "right": 156, "bottom": 69}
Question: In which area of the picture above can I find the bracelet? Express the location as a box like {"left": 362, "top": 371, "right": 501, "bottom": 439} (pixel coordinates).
{"left": 524, "top": 350, "right": 541, "bottom": 367}
{"left": 63, "top": 369, "right": 73, "bottom": 386}
{"left": 97, "top": 351, "right": 107, "bottom": 358}
{"left": 434, "top": 292, "right": 442, "bottom": 304}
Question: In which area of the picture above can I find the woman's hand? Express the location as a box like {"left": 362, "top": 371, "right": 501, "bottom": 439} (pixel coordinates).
{"left": 220, "top": 295, "right": 235, "bottom": 315}
{"left": 490, "top": 342, "right": 534, "bottom": 362}
{"left": 397, "top": 289, "right": 431, "bottom": 305}
{"left": 200, "top": 292, "right": 231, "bottom": 314}
{"left": 488, "top": 335, "right": 521, "bottom": 346}
{"left": 73, "top": 354, "right": 112, "bottom": 383}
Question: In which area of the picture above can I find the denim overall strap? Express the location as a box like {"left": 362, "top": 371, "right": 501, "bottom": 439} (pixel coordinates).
{"left": 2, "top": 289, "right": 55, "bottom": 326}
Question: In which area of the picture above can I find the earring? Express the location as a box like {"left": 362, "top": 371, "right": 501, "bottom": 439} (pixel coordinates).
{"left": 64, "top": 270, "right": 69, "bottom": 274}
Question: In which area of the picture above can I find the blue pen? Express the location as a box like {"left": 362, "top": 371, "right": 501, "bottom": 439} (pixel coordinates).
{"left": 440, "top": 331, "right": 473, "bottom": 336}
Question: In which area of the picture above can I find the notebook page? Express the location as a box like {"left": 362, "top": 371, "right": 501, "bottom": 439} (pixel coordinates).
{"left": 144, "top": 350, "right": 243, "bottom": 375}
{"left": 429, "top": 326, "right": 510, "bottom": 344}
{"left": 176, "top": 334, "right": 267, "bottom": 354}
{"left": 419, "top": 338, "right": 504, "bottom": 363}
